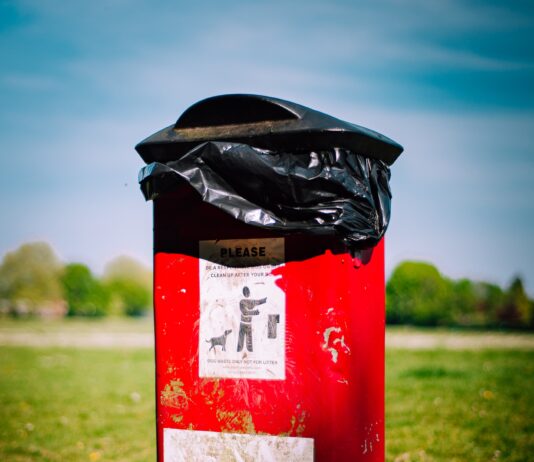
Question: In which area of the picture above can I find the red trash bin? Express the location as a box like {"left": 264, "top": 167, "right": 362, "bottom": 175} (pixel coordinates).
{"left": 136, "top": 95, "right": 403, "bottom": 461}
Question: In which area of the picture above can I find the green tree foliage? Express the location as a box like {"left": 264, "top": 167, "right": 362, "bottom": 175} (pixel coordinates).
{"left": 450, "top": 278, "right": 479, "bottom": 325}
{"left": 473, "top": 282, "right": 505, "bottom": 326}
{"left": 386, "top": 261, "right": 453, "bottom": 326}
{"left": 0, "top": 242, "right": 63, "bottom": 315}
{"left": 61, "top": 263, "right": 111, "bottom": 317}
{"left": 498, "top": 277, "right": 532, "bottom": 328}
{"left": 103, "top": 256, "right": 152, "bottom": 288}
{"left": 103, "top": 256, "right": 151, "bottom": 317}
{"left": 107, "top": 279, "right": 150, "bottom": 317}
{"left": 387, "top": 262, "right": 534, "bottom": 329}
{"left": 0, "top": 243, "right": 153, "bottom": 318}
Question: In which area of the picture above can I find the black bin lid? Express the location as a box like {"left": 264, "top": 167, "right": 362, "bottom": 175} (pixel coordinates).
{"left": 135, "top": 94, "right": 403, "bottom": 165}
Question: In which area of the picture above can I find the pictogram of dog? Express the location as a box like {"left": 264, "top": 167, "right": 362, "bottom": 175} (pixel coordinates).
{"left": 206, "top": 329, "right": 232, "bottom": 352}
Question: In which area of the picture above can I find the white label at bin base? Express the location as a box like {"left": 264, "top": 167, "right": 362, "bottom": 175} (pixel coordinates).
{"left": 199, "top": 238, "right": 285, "bottom": 380}
{"left": 164, "top": 428, "right": 314, "bottom": 462}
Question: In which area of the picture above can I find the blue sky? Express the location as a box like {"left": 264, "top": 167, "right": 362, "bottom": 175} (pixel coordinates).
{"left": 1, "top": 0, "right": 533, "bottom": 293}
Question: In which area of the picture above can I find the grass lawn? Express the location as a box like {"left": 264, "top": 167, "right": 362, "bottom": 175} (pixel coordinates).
{"left": 0, "top": 317, "right": 154, "bottom": 334}
{"left": 386, "top": 349, "right": 533, "bottom": 462}
{"left": 0, "top": 339, "right": 532, "bottom": 461}
{"left": 0, "top": 347, "right": 156, "bottom": 462}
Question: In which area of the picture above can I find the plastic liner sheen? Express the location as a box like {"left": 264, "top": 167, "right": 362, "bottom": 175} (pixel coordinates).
{"left": 139, "top": 141, "right": 392, "bottom": 248}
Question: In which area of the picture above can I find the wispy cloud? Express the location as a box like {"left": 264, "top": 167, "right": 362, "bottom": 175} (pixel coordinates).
{"left": 1, "top": 73, "right": 62, "bottom": 90}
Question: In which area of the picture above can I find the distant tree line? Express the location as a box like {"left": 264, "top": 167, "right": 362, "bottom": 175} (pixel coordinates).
{"left": 1, "top": 242, "right": 532, "bottom": 328}
{"left": 0, "top": 242, "right": 151, "bottom": 318}
{"left": 387, "top": 261, "right": 533, "bottom": 330}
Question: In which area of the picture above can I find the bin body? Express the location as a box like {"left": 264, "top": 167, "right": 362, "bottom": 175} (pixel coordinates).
{"left": 153, "top": 184, "right": 385, "bottom": 461}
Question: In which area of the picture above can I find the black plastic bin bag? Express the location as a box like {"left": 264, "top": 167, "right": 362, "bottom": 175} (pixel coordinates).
{"left": 139, "top": 141, "right": 392, "bottom": 248}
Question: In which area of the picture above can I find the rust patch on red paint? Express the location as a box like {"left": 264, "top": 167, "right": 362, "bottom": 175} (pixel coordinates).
{"left": 281, "top": 405, "right": 307, "bottom": 437}
{"left": 160, "top": 379, "right": 190, "bottom": 410}
{"left": 216, "top": 409, "right": 256, "bottom": 434}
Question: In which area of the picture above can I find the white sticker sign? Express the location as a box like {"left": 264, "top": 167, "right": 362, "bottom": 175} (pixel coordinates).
{"left": 164, "top": 428, "right": 314, "bottom": 461}
{"left": 199, "top": 238, "right": 285, "bottom": 380}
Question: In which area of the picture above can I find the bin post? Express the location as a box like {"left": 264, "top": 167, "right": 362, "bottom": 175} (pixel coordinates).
{"left": 136, "top": 94, "right": 403, "bottom": 461}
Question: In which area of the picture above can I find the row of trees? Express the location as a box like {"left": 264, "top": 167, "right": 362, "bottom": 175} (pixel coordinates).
{"left": 1, "top": 242, "right": 532, "bottom": 328}
{"left": 0, "top": 242, "right": 151, "bottom": 317}
{"left": 387, "top": 261, "right": 533, "bottom": 329}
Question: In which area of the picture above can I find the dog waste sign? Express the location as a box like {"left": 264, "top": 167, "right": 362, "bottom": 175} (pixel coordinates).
{"left": 198, "top": 238, "right": 285, "bottom": 380}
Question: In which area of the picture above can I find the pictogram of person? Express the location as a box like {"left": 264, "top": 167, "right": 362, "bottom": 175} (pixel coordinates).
{"left": 237, "top": 286, "right": 266, "bottom": 352}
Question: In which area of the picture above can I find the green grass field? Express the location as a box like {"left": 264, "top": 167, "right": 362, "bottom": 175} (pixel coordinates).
{"left": 385, "top": 349, "right": 533, "bottom": 462}
{"left": 0, "top": 347, "right": 156, "bottom": 462}
{"left": 0, "top": 325, "right": 532, "bottom": 461}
